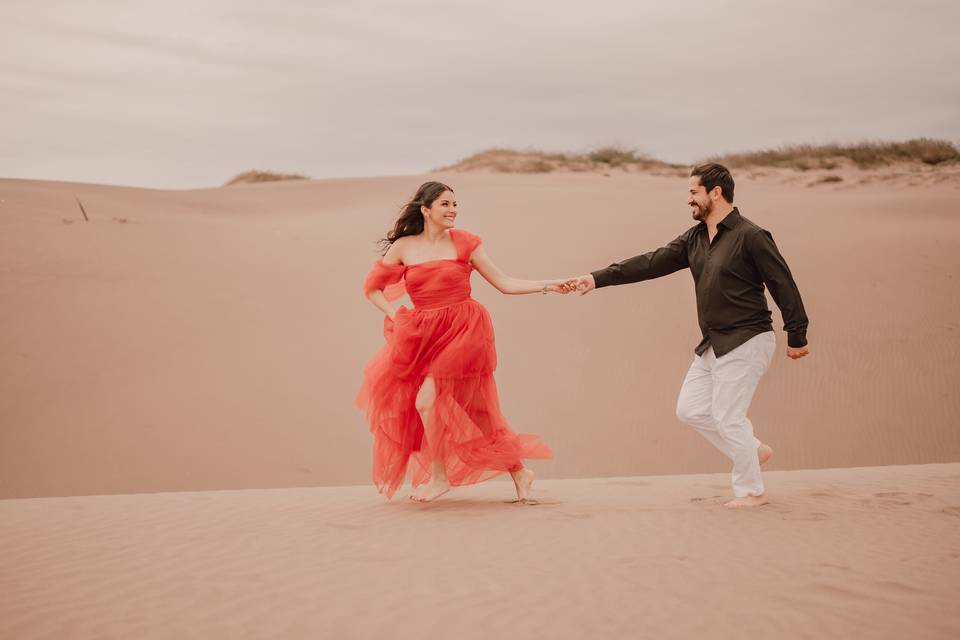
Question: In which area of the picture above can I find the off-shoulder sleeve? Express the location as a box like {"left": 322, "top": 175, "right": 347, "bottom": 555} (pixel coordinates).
{"left": 362, "top": 260, "right": 407, "bottom": 301}
{"left": 453, "top": 229, "right": 483, "bottom": 262}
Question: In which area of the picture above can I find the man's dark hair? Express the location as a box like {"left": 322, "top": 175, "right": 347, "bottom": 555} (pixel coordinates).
{"left": 691, "top": 162, "right": 735, "bottom": 203}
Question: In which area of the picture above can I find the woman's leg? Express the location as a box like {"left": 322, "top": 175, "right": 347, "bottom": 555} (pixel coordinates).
{"left": 410, "top": 376, "right": 451, "bottom": 502}
{"left": 474, "top": 403, "right": 537, "bottom": 503}
{"left": 509, "top": 465, "right": 535, "bottom": 503}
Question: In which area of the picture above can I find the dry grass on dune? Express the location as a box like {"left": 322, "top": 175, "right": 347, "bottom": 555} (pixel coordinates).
{"left": 437, "top": 146, "right": 686, "bottom": 175}
{"left": 439, "top": 139, "right": 960, "bottom": 188}
{"left": 224, "top": 170, "right": 310, "bottom": 186}
{"left": 440, "top": 139, "right": 960, "bottom": 179}
{"left": 709, "top": 138, "right": 960, "bottom": 171}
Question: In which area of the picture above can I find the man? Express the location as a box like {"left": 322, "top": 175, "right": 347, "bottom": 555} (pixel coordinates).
{"left": 564, "top": 162, "right": 810, "bottom": 508}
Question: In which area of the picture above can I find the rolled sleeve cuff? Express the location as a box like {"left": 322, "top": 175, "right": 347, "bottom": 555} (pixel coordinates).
{"left": 591, "top": 269, "right": 612, "bottom": 289}
{"left": 787, "top": 331, "right": 808, "bottom": 348}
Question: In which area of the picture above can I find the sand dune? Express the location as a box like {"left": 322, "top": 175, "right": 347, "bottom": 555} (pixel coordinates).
{"left": 1, "top": 464, "right": 958, "bottom": 639}
{"left": 2, "top": 173, "right": 960, "bottom": 499}
{"left": 3, "top": 171, "right": 959, "bottom": 639}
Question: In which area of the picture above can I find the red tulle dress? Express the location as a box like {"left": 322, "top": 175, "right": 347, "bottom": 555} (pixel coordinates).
{"left": 356, "top": 229, "right": 553, "bottom": 498}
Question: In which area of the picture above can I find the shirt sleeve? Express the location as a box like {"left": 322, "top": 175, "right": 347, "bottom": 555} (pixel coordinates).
{"left": 747, "top": 228, "right": 809, "bottom": 348}
{"left": 590, "top": 230, "right": 690, "bottom": 288}
{"left": 362, "top": 260, "right": 407, "bottom": 301}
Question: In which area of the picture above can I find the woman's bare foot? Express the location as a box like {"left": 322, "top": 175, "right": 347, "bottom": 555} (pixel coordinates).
{"left": 757, "top": 443, "right": 774, "bottom": 465}
{"left": 410, "top": 478, "right": 451, "bottom": 503}
{"left": 510, "top": 468, "right": 535, "bottom": 503}
{"left": 724, "top": 494, "right": 769, "bottom": 509}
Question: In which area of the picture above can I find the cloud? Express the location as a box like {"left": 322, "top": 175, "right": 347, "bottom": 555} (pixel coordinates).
{"left": 1, "top": 0, "right": 958, "bottom": 187}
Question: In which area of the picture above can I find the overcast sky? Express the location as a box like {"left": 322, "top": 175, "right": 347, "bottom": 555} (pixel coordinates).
{"left": 2, "top": 0, "right": 958, "bottom": 188}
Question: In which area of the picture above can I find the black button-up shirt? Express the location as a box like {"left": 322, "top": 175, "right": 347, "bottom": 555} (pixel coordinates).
{"left": 591, "top": 207, "right": 809, "bottom": 358}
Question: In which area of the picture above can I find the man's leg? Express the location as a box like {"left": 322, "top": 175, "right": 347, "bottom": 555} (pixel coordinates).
{"left": 676, "top": 349, "right": 735, "bottom": 458}
{"left": 710, "top": 332, "right": 776, "bottom": 503}
{"left": 677, "top": 348, "right": 765, "bottom": 457}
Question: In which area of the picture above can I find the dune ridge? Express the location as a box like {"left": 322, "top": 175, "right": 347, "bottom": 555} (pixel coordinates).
{"left": 438, "top": 138, "right": 960, "bottom": 187}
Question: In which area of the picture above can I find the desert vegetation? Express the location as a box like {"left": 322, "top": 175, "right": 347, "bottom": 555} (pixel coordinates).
{"left": 437, "top": 146, "right": 685, "bottom": 174}
{"left": 440, "top": 139, "right": 959, "bottom": 177}
{"left": 711, "top": 138, "right": 959, "bottom": 171}
{"left": 225, "top": 170, "right": 309, "bottom": 186}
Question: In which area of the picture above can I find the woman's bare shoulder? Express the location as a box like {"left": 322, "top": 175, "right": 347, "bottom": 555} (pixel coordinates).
{"left": 382, "top": 236, "right": 412, "bottom": 265}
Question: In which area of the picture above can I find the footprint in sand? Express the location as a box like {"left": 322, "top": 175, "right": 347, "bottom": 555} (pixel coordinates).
{"left": 854, "top": 491, "right": 935, "bottom": 509}
{"left": 878, "top": 498, "right": 913, "bottom": 508}
{"left": 689, "top": 495, "right": 723, "bottom": 503}
{"left": 942, "top": 506, "right": 960, "bottom": 518}
{"left": 876, "top": 580, "right": 927, "bottom": 595}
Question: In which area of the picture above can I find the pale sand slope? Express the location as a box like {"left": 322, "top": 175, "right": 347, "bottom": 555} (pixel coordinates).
{"left": 1, "top": 174, "right": 960, "bottom": 499}
{"left": 2, "top": 464, "right": 959, "bottom": 639}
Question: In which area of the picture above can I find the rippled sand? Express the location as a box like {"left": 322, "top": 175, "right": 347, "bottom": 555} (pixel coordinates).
{"left": 2, "top": 464, "right": 959, "bottom": 639}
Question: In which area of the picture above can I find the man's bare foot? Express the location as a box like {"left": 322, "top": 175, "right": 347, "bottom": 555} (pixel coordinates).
{"left": 757, "top": 443, "right": 774, "bottom": 466}
{"left": 510, "top": 468, "right": 535, "bottom": 503}
{"left": 410, "top": 478, "right": 451, "bottom": 503}
{"left": 724, "top": 495, "right": 769, "bottom": 509}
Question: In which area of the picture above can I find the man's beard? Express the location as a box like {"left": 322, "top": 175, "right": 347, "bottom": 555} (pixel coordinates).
{"left": 691, "top": 200, "right": 712, "bottom": 221}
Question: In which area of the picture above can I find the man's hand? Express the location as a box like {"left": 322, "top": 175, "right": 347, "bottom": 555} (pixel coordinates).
{"left": 559, "top": 274, "right": 595, "bottom": 295}
{"left": 786, "top": 346, "right": 809, "bottom": 360}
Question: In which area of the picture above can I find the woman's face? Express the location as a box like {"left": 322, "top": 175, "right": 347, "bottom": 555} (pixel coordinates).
{"left": 422, "top": 190, "right": 457, "bottom": 228}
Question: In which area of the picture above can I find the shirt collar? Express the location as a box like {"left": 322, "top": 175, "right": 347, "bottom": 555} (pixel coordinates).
{"left": 717, "top": 207, "right": 741, "bottom": 230}
{"left": 696, "top": 207, "right": 741, "bottom": 233}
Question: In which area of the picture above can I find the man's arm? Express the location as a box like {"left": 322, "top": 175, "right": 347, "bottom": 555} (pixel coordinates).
{"left": 590, "top": 231, "right": 690, "bottom": 289}
{"left": 748, "top": 228, "right": 809, "bottom": 349}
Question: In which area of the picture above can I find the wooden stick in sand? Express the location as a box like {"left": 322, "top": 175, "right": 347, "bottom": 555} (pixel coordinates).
{"left": 75, "top": 197, "right": 89, "bottom": 222}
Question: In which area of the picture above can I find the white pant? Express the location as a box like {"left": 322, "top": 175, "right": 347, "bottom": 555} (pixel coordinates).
{"left": 675, "top": 331, "right": 776, "bottom": 497}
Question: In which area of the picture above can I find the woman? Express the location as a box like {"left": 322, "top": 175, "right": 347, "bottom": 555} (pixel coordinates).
{"left": 357, "top": 181, "right": 565, "bottom": 503}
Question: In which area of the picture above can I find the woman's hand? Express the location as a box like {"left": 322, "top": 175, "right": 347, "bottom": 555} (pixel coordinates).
{"left": 387, "top": 305, "right": 409, "bottom": 321}
{"left": 556, "top": 275, "right": 594, "bottom": 295}
{"left": 543, "top": 280, "right": 572, "bottom": 294}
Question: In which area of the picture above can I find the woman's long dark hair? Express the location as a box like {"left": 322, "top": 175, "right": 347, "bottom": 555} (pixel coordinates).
{"left": 378, "top": 181, "right": 453, "bottom": 254}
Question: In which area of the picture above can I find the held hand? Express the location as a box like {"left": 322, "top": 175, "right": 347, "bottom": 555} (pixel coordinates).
{"left": 574, "top": 274, "right": 595, "bottom": 296}
{"left": 786, "top": 346, "right": 809, "bottom": 360}
{"left": 543, "top": 282, "right": 568, "bottom": 294}
{"left": 557, "top": 277, "right": 586, "bottom": 294}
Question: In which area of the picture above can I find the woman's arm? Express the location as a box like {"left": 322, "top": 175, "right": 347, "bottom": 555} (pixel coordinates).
{"left": 470, "top": 245, "right": 567, "bottom": 295}
{"left": 366, "top": 289, "right": 398, "bottom": 320}
{"left": 365, "top": 241, "right": 405, "bottom": 319}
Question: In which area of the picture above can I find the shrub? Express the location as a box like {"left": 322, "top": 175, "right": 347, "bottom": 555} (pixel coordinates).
{"left": 225, "top": 170, "right": 309, "bottom": 186}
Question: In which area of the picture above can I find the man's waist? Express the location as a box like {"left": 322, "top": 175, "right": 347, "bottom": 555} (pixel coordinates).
{"left": 699, "top": 317, "right": 773, "bottom": 333}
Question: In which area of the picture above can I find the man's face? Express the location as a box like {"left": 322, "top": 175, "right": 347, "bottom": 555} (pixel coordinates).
{"left": 687, "top": 176, "right": 712, "bottom": 222}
